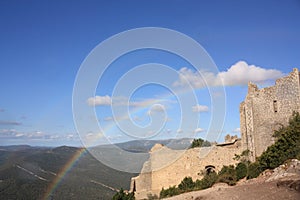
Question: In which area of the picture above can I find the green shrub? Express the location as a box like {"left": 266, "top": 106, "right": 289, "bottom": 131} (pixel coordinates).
{"left": 178, "top": 177, "right": 195, "bottom": 191}
{"left": 217, "top": 165, "right": 237, "bottom": 185}
{"left": 247, "top": 162, "right": 262, "bottom": 179}
{"left": 236, "top": 162, "right": 248, "bottom": 180}
{"left": 159, "top": 112, "right": 300, "bottom": 198}
{"left": 258, "top": 112, "right": 300, "bottom": 170}
{"left": 190, "top": 138, "right": 211, "bottom": 148}
{"left": 297, "top": 153, "right": 300, "bottom": 160}
{"left": 195, "top": 171, "right": 218, "bottom": 189}
{"left": 159, "top": 186, "right": 180, "bottom": 198}
{"left": 112, "top": 188, "right": 135, "bottom": 200}
{"left": 247, "top": 112, "right": 300, "bottom": 179}
{"left": 234, "top": 150, "right": 250, "bottom": 162}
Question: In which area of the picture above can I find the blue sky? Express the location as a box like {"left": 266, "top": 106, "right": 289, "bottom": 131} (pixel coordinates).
{"left": 0, "top": 0, "right": 299, "bottom": 147}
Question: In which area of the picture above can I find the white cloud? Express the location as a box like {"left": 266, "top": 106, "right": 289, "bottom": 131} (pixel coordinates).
{"left": 194, "top": 128, "right": 205, "bottom": 133}
{"left": 103, "top": 115, "right": 130, "bottom": 122}
{"left": 0, "top": 129, "right": 17, "bottom": 134}
{"left": 87, "top": 95, "right": 171, "bottom": 110}
{"left": 218, "top": 61, "right": 284, "bottom": 86}
{"left": 151, "top": 104, "right": 166, "bottom": 112}
{"left": 15, "top": 133, "right": 24, "bottom": 137}
{"left": 87, "top": 95, "right": 112, "bottom": 106}
{"left": 128, "top": 100, "right": 153, "bottom": 107}
{"left": 176, "top": 129, "right": 183, "bottom": 133}
{"left": 0, "top": 129, "right": 80, "bottom": 142}
{"left": 147, "top": 104, "right": 166, "bottom": 115}
{"left": 192, "top": 104, "right": 209, "bottom": 112}
{"left": 27, "top": 131, "right": 45, "bottom": 138}
{"left": 66, "top": 134, "right": 75, "bottom": 139}
{"left": 50, "top": 135, "right": 60, "bottom": 139}
{"left": 233, "top": 128, "right": 240, "bottom": 133}
{"left": 53, "top": 133, "right": 79, "bottom": 141}
{"left": 173, "top": 61, "right": 284, "bottom": 88}
{"left": 84, "top": 132, "right": 104, "bottom": 141}
{"left": 173, "top": 67, "right": 209, "bottom": 88}
{"left": 0, "top": 129, "right": 44, "bottom": 139}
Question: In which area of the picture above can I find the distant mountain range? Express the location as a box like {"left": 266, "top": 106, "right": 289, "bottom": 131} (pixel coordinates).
{"left": 0, "top": 138, "right": 193, "bottom": 200}
{"left": 114, "top": 138, "right": 193, "bottom": 152}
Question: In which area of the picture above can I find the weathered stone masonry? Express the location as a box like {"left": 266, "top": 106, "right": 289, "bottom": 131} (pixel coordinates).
{"left": 131, "top": 140, "right": 242, "bottom": 199}
{"left": 131, "top": 68, "right": 300, "bottom": 199}
{"left": 240, "top": 68, "right": 300, "bottom": 161}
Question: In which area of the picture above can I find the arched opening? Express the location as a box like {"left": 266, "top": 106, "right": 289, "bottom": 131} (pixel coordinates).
{"left": 205, "top": 165, "right": 216, "bottom": 175}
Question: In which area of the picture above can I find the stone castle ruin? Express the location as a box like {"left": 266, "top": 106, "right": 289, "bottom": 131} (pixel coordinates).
{"left": 240, "top": 68, "right": 300, "bottom": 161}
{"left": 131, "top": 68, "right": 300, "bottom": 199}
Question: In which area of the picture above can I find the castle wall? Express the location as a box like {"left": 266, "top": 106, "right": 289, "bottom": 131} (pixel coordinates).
{"left": 240, "top": 68, "right": 300, "bottom": 161}
{"left": 132, "top": 142, "right": 242, "bottom": 199}
{"left": 132, "top": 68, "right": 300, "bottom": 199}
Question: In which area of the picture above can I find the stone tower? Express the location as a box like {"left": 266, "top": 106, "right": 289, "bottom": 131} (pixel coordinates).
{"left": 240, "top": 68, "right": 300, "bottom": 161}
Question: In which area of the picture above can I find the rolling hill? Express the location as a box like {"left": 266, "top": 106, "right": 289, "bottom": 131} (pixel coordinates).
{"left": 0, "top": 138, "right": 193, "bottom": 200}
{"left": 0, "top": 145, "right": 136, "bottom": 200}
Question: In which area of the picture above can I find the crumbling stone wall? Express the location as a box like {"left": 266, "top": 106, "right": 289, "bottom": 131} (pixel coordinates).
{"left": 131, "top": 68, "right": 300, "bottom": 199}
{"left": 131, "top": 141, "right": 242, "bottom": 199}
{"left": 240, "top": 68, "right": 300, "bottom": 161}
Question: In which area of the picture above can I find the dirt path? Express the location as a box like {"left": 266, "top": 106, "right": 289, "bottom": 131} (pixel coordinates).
{"left": 165, "top": 159, "right": 300, "bottom": 200}
{"left": 90, "top": 180, "right": 119, "bottom": 192}
{"left": 16, "top": 165, "right": 48, "bottom": 182}
{"left": 165, "top": 180, "right": 300, "bottom": 200}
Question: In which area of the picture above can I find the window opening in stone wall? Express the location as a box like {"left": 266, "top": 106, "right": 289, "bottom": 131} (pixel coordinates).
{"left": 204, "top": 165, "right": 216, "bottom": 175}
{"left": 133, "top": 180, "right": 136, "bottom": 192}
{"left": 273, "top": 100, "right": 278, "bottom": 113}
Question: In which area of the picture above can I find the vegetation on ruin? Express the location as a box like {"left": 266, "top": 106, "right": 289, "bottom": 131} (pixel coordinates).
{"left": 259, "top": 112, "right": 300, "bottom": 168}
{"left": 247, "top": 111, "right": 300, "bottom": 179}
{"left": 235, "top": 162, "right": 248, "bottom": 180}
{"left": 159, "top": 112, "right": 300, "bottom": 198}
{"left": 112, "top": 188, "right": 135, "bottom": 200}
{"left": 189, "top": 138, "right": 211, "bottom": 148}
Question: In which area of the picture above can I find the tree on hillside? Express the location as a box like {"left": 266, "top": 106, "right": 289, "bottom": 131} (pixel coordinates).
{"left": 235, "top": 162, "right": 248, "bottom": 180}
{"left": 217, "top": 165, "right": 237, "bottom": 185}
{"left": 112, "top": 188, "right": 134, "bottom": 200}
{"left": 178, "top": 177, "right": 195, "bottom": 191}
{"left": 190, "top": 138, "right": 211, "bottom": 148}
{"left": 234, "top": 149, "right": 250, "bottom": 163}
{"left": 247, "top": 111, "right": 300, "bottom": 179}
{"left": 258, "top": 111, "right": 300, "bottom": 170}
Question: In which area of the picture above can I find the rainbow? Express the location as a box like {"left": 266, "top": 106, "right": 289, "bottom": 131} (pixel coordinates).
{"left": 42, "top": 148, "right": 87, "bottom": 200}
{"left": 42, "top": 87, "right": 216, "bottom": 198}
